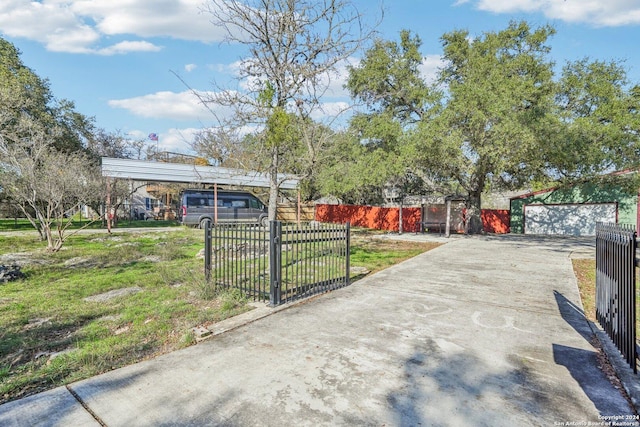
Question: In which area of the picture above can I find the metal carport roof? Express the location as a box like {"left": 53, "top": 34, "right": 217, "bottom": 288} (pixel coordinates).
{"left": 101, "top": 157, "right": 299, "bottom": 190}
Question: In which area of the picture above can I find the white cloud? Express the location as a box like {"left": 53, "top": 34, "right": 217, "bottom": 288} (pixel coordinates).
{"left": 158, "top": 127, "right": 201, "bottom": 153}
{"left": 97, "top": 41, "right": 162, "bottom": 55}
{"left": 322, "top": 57, "right": 359, "bottom": 99}
{"left": 72, "top": 0, "right": 222, "bottom": 41}
{"left": 185, "top": 63, "right": 197, "bottom": 72}
{"left": 108, "top": 90, "right": 241, "bottom": 125}
{"left": 419, "top": 55, "right": 446, "bottom": 83}
{"left": 0, "top": 0, "right": 97, "bottom": 52}
{"left": 474, "top": 0, "right": 539, "bottom": 13}
{"left": 44, "top": 25, "right": 102, "bottom": 54}
{"left": 108, "top": 90, "right": 214, "bottom": 120}
{"left": 467, "top": 0, "right": 640, "bottom": 27}
{"left": 0, "top": 0, "right": 225, "bottom": 54}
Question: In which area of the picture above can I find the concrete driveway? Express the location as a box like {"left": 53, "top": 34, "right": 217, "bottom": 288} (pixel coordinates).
{"left": 0, "top": 234, "right": 636, "bottom": 426}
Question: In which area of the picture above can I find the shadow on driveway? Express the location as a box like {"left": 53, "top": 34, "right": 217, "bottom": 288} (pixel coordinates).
{"left": 553, "top": 290, "right": 635, "bottom": 416}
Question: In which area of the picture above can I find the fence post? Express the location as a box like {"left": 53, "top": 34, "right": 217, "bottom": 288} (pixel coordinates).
{"left": 345, "top": 222, "right": 351, "bottom": 286}
{"left": 204, "top": 219, "right": 212, "bottom": 282}
{"left": 269, "top": 220, "right": 282, "bottom": 306}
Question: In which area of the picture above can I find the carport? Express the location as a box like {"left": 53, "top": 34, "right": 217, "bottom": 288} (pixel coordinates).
{"left": 100, "top": 157, "right": 299, "bottom": 230}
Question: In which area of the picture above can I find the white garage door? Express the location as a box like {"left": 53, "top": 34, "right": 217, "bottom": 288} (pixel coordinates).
{"left": 524, "top": 203, "right": 617, "bottom": 236}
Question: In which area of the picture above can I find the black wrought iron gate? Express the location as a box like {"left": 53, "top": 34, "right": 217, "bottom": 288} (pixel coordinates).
{"left": 204, "top": 221, "right": 350, "bottom": 306}
{"left": 595, "top": 222, "right": 637, "bottom": 373}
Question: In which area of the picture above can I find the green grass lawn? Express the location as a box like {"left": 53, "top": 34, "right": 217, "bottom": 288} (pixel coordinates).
{"left": 0, "top": 218, "right": 179, "bottom": 231}
{"left": 0, "top": 219, "right": 40, "bottom": 231}
{"left": 0, "top": 226, "right": 439, "bottom": 403}
{"left": 350, "top": 232, "right": 441, "bottom": 273}
{"left": 0, "top": 228, "right": 246, "bottom": 403}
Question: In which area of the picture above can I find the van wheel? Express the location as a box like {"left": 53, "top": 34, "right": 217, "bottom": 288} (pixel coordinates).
{"left": 260, "top": 216, "right": 269, "bottom": 228}
{"left": 199, "top": 218, "right": 212, "bottom": 229}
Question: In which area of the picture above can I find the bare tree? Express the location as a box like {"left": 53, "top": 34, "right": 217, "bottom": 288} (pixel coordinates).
{"left": 0, "top": 117, "right": 103, "bottom": 252}
{"left": 200, "top": 0, "right": 377, "bottom": 219}
{"left": 85, "top": 128, "right": 148, "bottom": 160}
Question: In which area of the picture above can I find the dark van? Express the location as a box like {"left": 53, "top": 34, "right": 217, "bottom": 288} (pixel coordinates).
{"left": 179, "top": 189, "right": 268, "bottom": 228}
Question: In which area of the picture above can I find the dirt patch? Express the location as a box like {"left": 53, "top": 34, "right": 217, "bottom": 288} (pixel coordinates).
{"left": 84, "top": 287, "right": 143, "bottom": 303}
{"left": 0, "top": 252, "right": 52, "bottom": 267}
{"left": 64, "top": 257, "right": 99, "bottom": 268}
{"left": 22, "top": 317, "right": 53, "bottom": 331}
{"left": 350, "top": 266, "right": 370, "bottom": 275}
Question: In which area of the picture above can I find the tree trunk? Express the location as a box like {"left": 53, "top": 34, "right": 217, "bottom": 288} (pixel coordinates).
{"left": 106, "top": 177, "right": 112, "bottom": 233}
{"left": 465, "top": 191, "right": 484, "bottom": 234}
{"left": 43, "top": 222, "right": 56, "bottom": 251}
{"left": 268, "top": 148, "right": 279, "bottom": 222}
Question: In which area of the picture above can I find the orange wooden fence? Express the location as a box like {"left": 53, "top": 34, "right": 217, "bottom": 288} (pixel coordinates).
{"left": 315, "top": 204, "right": 422, "bottom": 232}
{"left": 315, "top": 204, "right": 510, "bottom": 234}
{"left": 481, "top": 209, "right": 510, "bottom": 234}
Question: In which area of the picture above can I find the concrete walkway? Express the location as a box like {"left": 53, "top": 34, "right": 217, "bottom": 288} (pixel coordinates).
{"left": 1, "top": 234, "right": 637, "bottom": 426}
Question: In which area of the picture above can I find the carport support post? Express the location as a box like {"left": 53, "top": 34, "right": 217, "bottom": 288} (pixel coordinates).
{"left": 269, "top": 220, "right": 282, "bottom": 306}
{"left": 214, "top": 183, "right": 218, "bottom": 225}
{"left": 106, "top": 177, "right": 112, "bottom": 233}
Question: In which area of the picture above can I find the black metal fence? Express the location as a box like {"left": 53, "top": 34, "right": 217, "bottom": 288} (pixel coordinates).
{"left": 204, "top": 221, "right": 350, "bottom": 306}
{"left": 595, "top": 222, "right": 637, "bottom": 373}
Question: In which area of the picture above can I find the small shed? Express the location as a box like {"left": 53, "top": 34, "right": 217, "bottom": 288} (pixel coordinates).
{"left": 509, "top": 181, "right": 638, "bottom": 236}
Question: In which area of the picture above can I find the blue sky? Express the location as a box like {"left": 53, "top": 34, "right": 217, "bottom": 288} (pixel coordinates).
{"left": 1, "top": 0, "right": 639, "bottom": 155}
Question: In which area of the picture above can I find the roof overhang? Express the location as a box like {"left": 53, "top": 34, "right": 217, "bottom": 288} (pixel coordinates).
{"left": 509, "top": 170, "right": 640, "bottom": 201}
{"left": 101, "top": 157, "right": 299, "bottom": 190}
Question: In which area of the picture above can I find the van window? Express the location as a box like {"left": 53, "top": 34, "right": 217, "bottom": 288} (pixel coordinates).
{"left": 186, "top": 197, "right": 198, "bottom": 208}
{"left": 231, "top": 199, "right": 248, "bottom": 208}
{"left": 187, "top": 196, "right": 213, "bottom": 207}
{"left": 250, "top": 198, "right": 261, "bottom": 209}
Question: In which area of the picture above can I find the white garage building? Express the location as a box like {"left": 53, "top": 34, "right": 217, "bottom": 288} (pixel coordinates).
{"left": 522, "top": 203, "right": 618, "bottom": 236}
{"left": 509, "top": 180, "right": 638, "bottom": 236}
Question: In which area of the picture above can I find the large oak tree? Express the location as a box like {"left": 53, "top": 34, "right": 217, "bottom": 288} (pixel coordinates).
{"left": 421, "top": 21, "right": 556, "bottom": 233}
{"left": 545, "top": 59, "right": 640, "bottom": 182}
{"left": 345, "top": 21, "right": 639, "bottom": 233}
